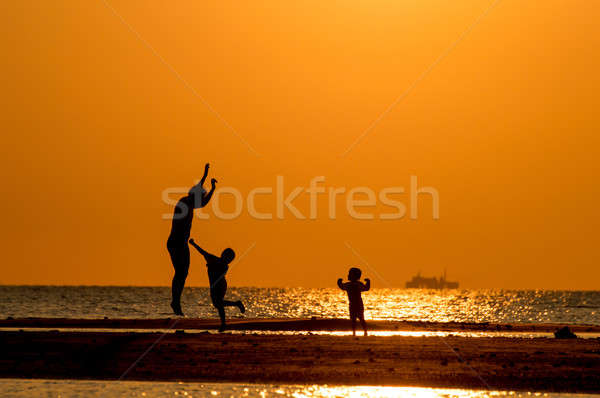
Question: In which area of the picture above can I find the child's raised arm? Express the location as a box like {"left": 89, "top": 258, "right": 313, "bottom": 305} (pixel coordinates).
{"left": 189, "top": 238, "right": 217, "bottom": 262}
{"left": 337, "top": 278, "right": 345, "bottom": 290}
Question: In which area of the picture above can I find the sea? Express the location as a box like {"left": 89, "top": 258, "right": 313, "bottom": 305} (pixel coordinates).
{"left": 0, "top": 286, "right": 599, "bottom": 325}
{"left": 2, "top": 287, "right": 600, "bottom": 397}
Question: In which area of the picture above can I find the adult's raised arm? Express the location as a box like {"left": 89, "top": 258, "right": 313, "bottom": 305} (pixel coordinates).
{"left": 200, "top": 163, "right": 210, "bottom": 185}
{"left": 200, "top": 178, "right": 217, "bottom": 207}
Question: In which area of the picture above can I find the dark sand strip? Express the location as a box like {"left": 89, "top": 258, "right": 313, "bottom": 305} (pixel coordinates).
{"left": 2, "top": 317, "right": 600, "bottom": 333}
{"left": 1, "top": 330, "right": 599, "bottom": 393}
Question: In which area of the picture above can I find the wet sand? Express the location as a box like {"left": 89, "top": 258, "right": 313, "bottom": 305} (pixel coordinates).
{"left": 1, "top": 322, "right": 600, "bottom": 393}
{"left": 2, "top": 317, "right": 600, "bottom": 333}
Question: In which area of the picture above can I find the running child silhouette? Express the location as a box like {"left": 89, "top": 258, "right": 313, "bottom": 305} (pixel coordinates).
{"left": 189, "top": 238, "right": 245, "bottom": 332}
{"left": 338, "top": 267, "right": 370, "bottom": 336}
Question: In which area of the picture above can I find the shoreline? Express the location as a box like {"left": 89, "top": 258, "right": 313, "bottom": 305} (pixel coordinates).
{"left": 2, "top": 317, "right": 600, "bottom": 333}
{"left": 1, "top": 328, "right": 600, "bottom": 393}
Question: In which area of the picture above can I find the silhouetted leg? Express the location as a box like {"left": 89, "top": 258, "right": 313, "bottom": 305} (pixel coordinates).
{"left": 222, "top": 300, "right": 245, "bottom": 313}
{"left": 168, "top": 245, "right": 189, "bottom": 315}
{"left": 358, "top": 313, "right": 367, "bottom": 336}
{"left": 350, "top": 306, "right": 359, "bottom": 336}
{"left": 211, "top": 289, "right": 228, "bottom": 331}
{"left": 216, "top": 305, "right": 226, "bottom": 332}
{"left": 171, "top": 271, "right": 187, "bottom": 315}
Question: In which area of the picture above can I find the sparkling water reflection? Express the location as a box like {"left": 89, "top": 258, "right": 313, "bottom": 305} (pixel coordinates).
{"left": 1, "top": 286, "right": 599, "bottom": 325}
{"left": 0, "top": 380, "right": 597, "bottom": 398}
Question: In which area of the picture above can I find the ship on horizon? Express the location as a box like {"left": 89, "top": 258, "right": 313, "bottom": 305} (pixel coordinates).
{"left": 405, "top": 269, "right": 459, "bottom": 289}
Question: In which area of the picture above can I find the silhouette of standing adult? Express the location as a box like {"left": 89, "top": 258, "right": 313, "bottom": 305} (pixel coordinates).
{"left": 167, "top": 163, "right": 217, "bottom": 315}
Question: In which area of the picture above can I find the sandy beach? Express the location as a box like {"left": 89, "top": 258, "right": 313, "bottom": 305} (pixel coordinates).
{"left": 1, "top": 318, "right": 600, "bottom": 393}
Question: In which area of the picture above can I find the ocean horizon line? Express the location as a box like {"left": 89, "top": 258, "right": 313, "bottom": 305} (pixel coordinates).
{"left": 1, "top": 284, "right": 599, "bottom": 292}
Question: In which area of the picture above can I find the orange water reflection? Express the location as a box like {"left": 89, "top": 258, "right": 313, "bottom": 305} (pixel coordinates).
{"left": 0, "top": 380, "right": 581, "bottom": 398}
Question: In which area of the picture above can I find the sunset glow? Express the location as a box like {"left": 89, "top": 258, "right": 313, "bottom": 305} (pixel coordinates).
{"left": 2, "top": 1, "right": 599, "bottom": 289}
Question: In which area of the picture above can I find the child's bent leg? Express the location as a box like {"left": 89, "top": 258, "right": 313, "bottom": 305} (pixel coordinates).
{"left": 223, "top": 299, "right": 245, "bottom": 313}
{"left": 351, "top": 315, "right": 357, "bottom": 336}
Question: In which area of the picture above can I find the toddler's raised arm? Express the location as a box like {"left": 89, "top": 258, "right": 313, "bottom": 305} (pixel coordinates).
{"left": 362, "top": 278, "right": 371, "bottom": 291}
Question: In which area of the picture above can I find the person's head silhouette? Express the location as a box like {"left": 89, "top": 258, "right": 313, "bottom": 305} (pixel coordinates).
{"left": 348, "top": 267, "right": 362, "bottom": 281}
{"left": 221, "top": 248, "right": 236, "bottom": 264}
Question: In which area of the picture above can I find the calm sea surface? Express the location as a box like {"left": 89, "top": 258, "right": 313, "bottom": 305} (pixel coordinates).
{"left": 1, "top": 286, "right": 598, "bottom": 325}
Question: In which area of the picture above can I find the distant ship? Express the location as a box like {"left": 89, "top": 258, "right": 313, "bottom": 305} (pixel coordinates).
{"left": 405, "top": 269, "right": 459, "bottom": 289}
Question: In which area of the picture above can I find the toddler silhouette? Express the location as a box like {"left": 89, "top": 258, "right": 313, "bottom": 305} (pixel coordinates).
{"left": 189, "top": 238, "right": 245, "bottom": 332}
{"left": 338, "top": 267, "right": 370, "bottom": 336}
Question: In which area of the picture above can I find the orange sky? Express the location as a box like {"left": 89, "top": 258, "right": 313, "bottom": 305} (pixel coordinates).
{"left": 1, "top": 1, "right": 599, "bottom": 289}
